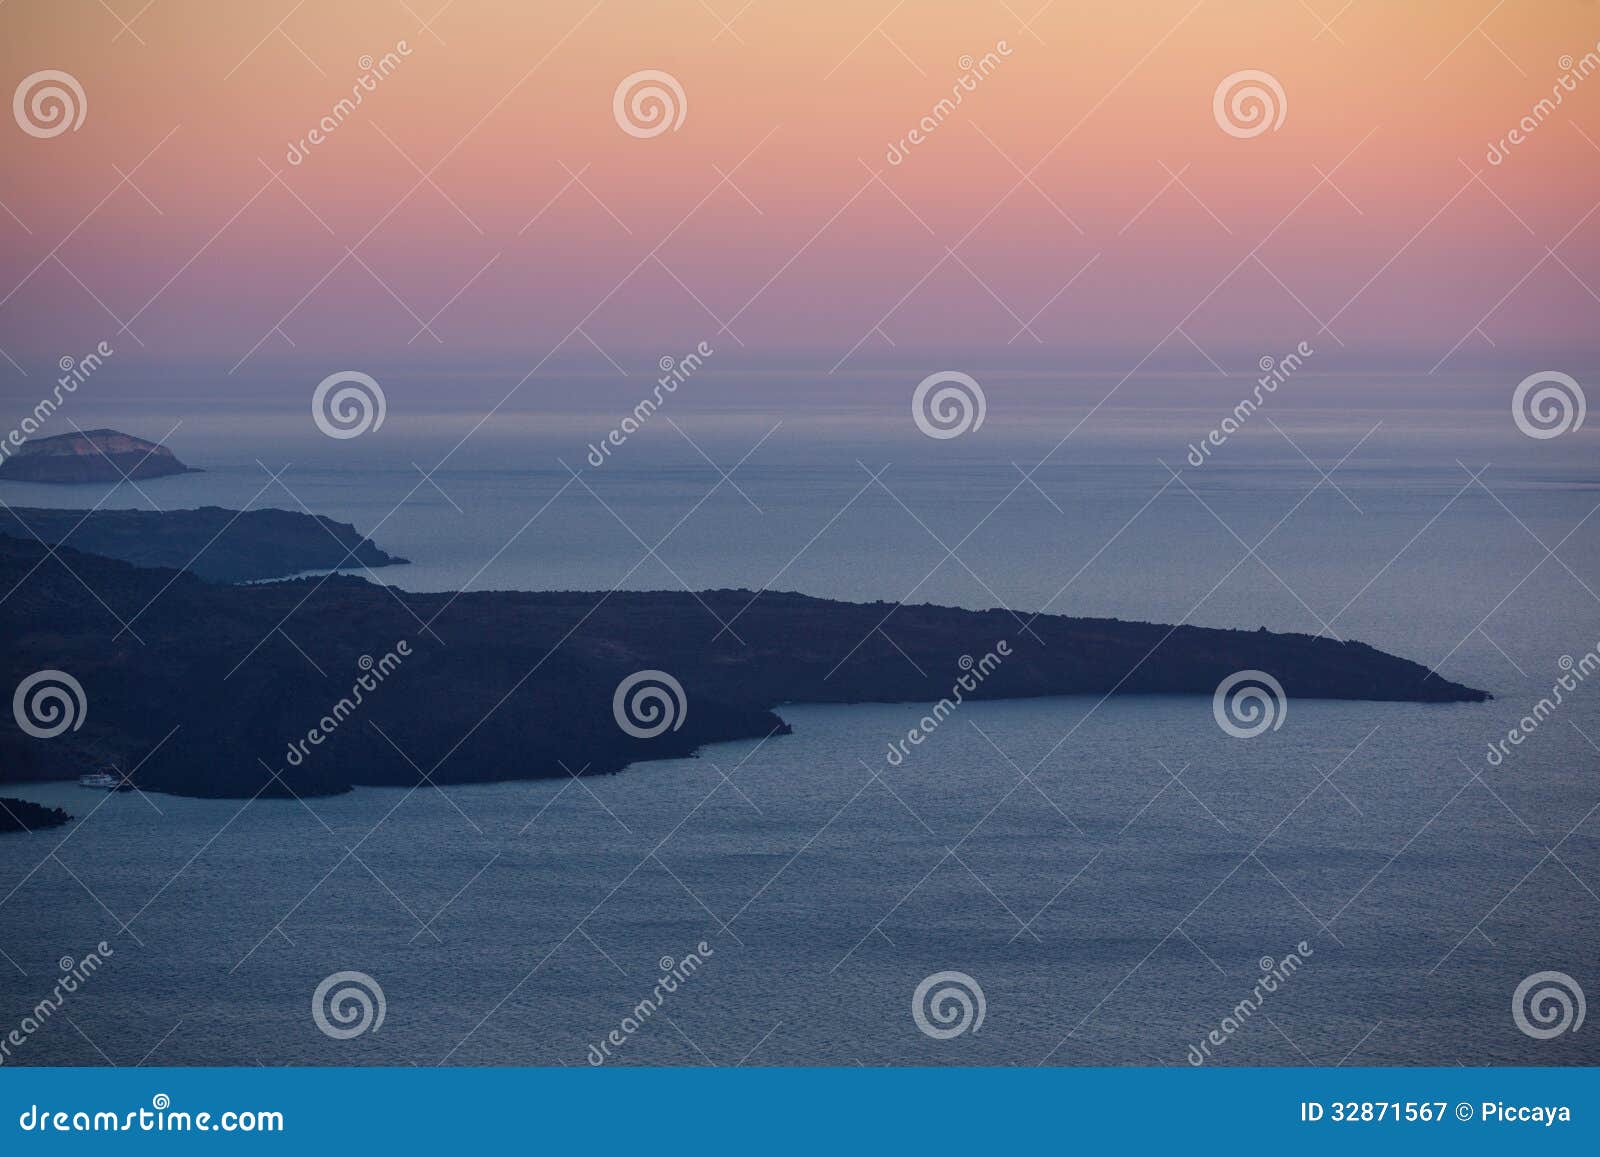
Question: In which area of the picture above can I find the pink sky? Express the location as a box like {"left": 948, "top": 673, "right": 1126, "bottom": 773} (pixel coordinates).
{"left": 1, "top": 0, "right": 1597, "bottom": 381}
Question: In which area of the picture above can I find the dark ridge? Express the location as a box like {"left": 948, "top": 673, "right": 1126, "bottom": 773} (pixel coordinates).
{"left": 0, "top": 535, "right": 1489, "bottom": 801}
{"left": 0, "top": 505, "right": 408, "bottom": 583}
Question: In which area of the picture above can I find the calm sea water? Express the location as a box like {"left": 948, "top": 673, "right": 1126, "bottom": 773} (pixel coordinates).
{"left": 2, "top": 401, "right": 1597, "bottom": 1066}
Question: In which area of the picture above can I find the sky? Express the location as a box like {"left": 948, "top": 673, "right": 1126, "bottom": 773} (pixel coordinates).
{"left": 0, "top": 0, "right": 1597, "bottom": 397}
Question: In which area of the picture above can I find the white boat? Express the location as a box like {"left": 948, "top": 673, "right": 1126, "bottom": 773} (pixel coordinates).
{"left": 78, "top": 771, "right": 122, "bottom": 789}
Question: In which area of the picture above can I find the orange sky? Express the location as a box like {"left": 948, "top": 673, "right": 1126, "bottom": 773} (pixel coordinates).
{"left": 1, "top": 0, "right": 1597, "bottom": 379}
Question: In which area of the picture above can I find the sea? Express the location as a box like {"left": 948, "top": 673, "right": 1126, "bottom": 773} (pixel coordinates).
{"left": 1, "top": 376, "right": 1597, "bottom": 1066}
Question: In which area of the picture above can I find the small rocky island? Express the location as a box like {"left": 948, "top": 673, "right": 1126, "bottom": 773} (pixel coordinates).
{"left": 0, "top": 506, "right": 409, "bottom": 583}
{"left": 0, "top": 797, "right": 72, "bottom": 834}
{"left": 0, "top": 428, "right": 195, "bottom": 484}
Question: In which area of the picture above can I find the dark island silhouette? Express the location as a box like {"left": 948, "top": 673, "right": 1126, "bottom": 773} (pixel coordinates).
{"left": 1, "top": 505, "right": 408, "bottom": 582}
{"left": 0, "top": 511, "right": 1488, "bottom": 800}
{"left": 0, "top": 429, "right": 195, "bottom": 484}
{"left": 0, "top": 797, "right": 72, "bottom": 834}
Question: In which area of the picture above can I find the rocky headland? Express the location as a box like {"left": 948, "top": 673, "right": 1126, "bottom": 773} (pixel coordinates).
{"left": 0, "top": 429, "right": 195, "bottom": 484}
{"left": 0, "top": 797, "right": 73, "bottom": 834}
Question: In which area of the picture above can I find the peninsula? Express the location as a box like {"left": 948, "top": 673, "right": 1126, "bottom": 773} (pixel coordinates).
{"left": 0, "top": 505, "right": 409, "bottom": 583}
{"left": 0, "top": 524, "right": 1488, "bottom": 801}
